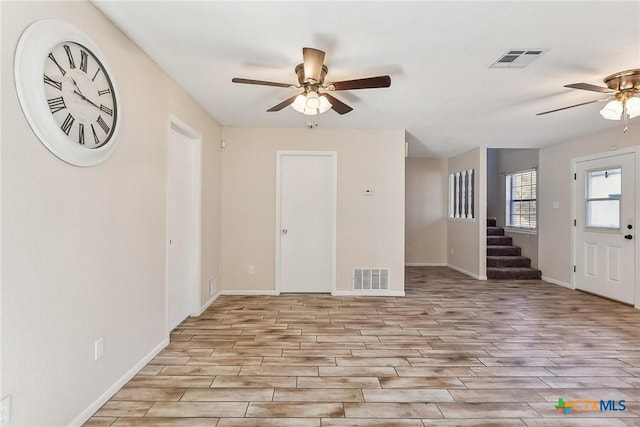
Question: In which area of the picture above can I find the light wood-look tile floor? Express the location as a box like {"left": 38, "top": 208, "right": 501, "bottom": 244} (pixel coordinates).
{"left": 86, "top": 267, "right": 640, "bottom": 426}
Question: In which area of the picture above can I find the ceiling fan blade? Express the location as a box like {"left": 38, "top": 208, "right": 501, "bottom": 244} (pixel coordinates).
{"left": 564, "top": 83, "right": 615, "bottom": 93}
{"left": 323, "top": 93, "right": 353, "bottom": 115}
{"left": 267, "top": 94, "right": 299, "bottom": 112}
{"left": 232, "top": 77, "right": 293, "bottom": 88}
{"left": 303, "top": 47, "right": 325, "bottom": 83}
{"left": 536, "top": 98, "right": 606, "bottom": 116}
{"left": 329, "top": 75, "right": 391, "bottom": 91}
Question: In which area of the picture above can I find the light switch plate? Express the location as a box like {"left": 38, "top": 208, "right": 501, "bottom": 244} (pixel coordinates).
{"left": 95, "top": 338, "right": 104, "bottom": 361}
{"left": 1, "top": 395, "right": 11, "bottom": 425}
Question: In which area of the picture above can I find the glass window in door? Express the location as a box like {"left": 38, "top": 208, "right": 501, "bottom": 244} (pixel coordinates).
{"left": 586, "top": 168, "right": 621, "bottom": 229}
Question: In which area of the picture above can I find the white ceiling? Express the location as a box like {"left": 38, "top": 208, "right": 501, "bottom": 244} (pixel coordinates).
{"left": 94, "top": 1, "right": 640, "bottom": 157}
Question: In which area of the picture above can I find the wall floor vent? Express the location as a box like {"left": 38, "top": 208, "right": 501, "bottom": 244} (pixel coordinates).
{"left": 353, "top": 268, "right": 389, "bottom": 291}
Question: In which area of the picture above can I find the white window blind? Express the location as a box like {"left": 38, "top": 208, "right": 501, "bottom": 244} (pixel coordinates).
{"left": 506, "top": 169, "right": 536, "bottom": 229}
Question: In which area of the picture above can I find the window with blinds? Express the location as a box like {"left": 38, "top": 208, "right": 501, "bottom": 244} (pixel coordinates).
{"left": 506, "top": 169, "right": 536, "bottom": 229}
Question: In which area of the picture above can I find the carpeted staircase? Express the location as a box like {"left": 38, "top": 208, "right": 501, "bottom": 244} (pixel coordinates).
{"left": 487, "top": 218, "right": 541, "bottom": 280}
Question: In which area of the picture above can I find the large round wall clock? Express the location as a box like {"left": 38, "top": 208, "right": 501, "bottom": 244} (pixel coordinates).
{"left": 14, "top": 19, "right": 120, "bottom": 166}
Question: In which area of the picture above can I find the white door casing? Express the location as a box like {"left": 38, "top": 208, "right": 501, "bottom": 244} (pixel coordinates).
{"left": 573, "top": 150, "right": 636, "bottom": 305}
{"left": 276, "top": 151, "right": 336, "bottom": 294}
{"left": 167, "top": 117, "right": 202, "bottom": 331}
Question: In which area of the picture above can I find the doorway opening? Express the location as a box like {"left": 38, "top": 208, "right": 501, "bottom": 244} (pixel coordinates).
{"left": 572, "top": 149, "right": 637, "bottom": 306}
{"left": 167, "top": 117, "right": 202, "bottom": 331}
{"left": 275, "top": 151, "right": 337, "bottom": 294}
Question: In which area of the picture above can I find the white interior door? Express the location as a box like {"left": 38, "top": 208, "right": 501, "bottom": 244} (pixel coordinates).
{"left": 574, "top": 152, "right": 636, "bottom": 304}
{"left": 168, "top": 124, "right": 200, "bottom": 330}
{"left": 277, "top": 151, "right": 336, "bottom": 293}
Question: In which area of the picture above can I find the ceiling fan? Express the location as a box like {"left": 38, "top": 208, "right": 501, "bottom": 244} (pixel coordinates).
{"left": 537, "top": 69, "right": 640, "bottom": 132}
{"left": 232, "top": 47, "right": 391, "bottom": 115}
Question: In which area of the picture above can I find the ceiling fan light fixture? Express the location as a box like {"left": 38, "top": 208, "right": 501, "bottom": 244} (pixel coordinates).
{"left": 625, "top": 96, "right": 640, "bottom": 119}
{"left": 317, "top": 95, "right": 332, "bottom": 113}
{"left": 305, "top": 91, "right": 321, "bottom": 109}
{"left": 600, "top": 100, "right": 623, "bottom": 120}
{"left": 291, "top": 91, "right": 332, "bottom": 115}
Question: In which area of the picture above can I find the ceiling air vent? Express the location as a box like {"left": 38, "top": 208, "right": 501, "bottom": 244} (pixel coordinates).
{"left": 490, "top": 49, "right": 546, "bottom": 68}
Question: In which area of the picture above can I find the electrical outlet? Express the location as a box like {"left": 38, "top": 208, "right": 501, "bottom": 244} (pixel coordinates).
{"left": 248, "top": 265, "right": 255, "bottom": 275}
{"left": 95, "top": 338, "right": 104, "bottom": 361}
{"left": 1, "top": 395, "right": 11, "bottom": 425}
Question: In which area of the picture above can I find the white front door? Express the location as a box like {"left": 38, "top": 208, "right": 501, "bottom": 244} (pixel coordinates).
{"left": 277, "top": 151, "right": 336, "bottom": 293}
{"left": 168, "top": 124, "right": 201, "bottom": 330}
{"left": 574, "top": 152, "right": 636, "bottom": 304}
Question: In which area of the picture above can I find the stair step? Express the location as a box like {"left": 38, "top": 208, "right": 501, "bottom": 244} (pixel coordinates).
{"left": 487, "top": 235, "right": 512, "bottom": 246}
{"left": 487, "top": 245, "right": 522, "bottom": 256}
{"left": 487, "top": 226, "right": 504, "bottom": 236}
{"left": 487, "top": 218, "right": 497, "bottom": 227}
{"left": 487, "top": 256, "right": 531, "bottom": 268}
{"left": 487, "top": 267, "right": 542, "bottom": 280}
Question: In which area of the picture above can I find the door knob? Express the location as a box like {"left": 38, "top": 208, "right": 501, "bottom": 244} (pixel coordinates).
{"left": 282, "top": 229, "right": 288, "bottom": 235}
{"left": 624, "top": 234, "right": 633, "bottom": 240}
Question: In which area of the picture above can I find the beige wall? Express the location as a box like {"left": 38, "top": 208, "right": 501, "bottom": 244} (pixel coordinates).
{"left": 447, "top": 147, "right": 486, "bottom": 279}
{"left": 539, "top": 120, "right": 639, "bottom": 286}
{"left": 486, "top": 148, "right": 539, "bottom": 268}
{"left": 220, "top": 128, "right": 405, "bottom": 294}
{"left": 405, "top": 157, "right": 447, "bottom": 265}
{"left": 1, "top": 2, "right": 222, "bottom": 425}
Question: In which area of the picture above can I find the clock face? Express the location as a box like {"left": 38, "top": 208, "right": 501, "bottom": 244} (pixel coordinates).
{"left": 15, "top": 19, "right": 121, "bottom": 166}
{"left": 43, "top": 41, "right": 118, "bottom": 148}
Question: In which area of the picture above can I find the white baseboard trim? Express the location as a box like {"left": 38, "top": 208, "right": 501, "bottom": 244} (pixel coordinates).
{"left": 220, "top": 290, "right": 278, "bottom": 296}
{"left": 214, "top": 289, "right": 408, "bottom": 297}
{"left": 447, "top": 264, "right": 484, "bottom": 280}
{"left": 332, "top": 290, "right": 405, "bottom": 297}
{"left": 69, "top": 337, "right": 169, "bottom": 427}
{"left": 405, "top": 262, "right": 447, "bottom": 267}
{"left": 195, "top": 291, "right": 221, "bottom": 316}
{"left": 541, "top": 275, "right": 573, "bottom": 289}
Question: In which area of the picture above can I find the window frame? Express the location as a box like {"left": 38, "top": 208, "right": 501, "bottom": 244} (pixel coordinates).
{"left": 505, "top": 168, "right": 537, "bottom": 232}
{"left": 584, "top": 167, "right": 621, "bottom": 230}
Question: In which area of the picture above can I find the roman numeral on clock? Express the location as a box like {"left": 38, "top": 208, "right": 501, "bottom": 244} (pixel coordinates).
{"left": 98, "top": 89, "right": 111, "bottom": 96}
{"left": 97, "top": 115, "right": 110, "bottom": 134}
{"left": 80, "top": 50, "right": 88, "bottom": 73}
{"left": 48, "top": 53, "right": 66, "bottom": 76}
{"left": 100, "top": 104, "right": 113, "bottom": 116}
{"left": 63, "top": 44, "right": 76, "bottom": 69}
{"left": 91, "top": 124, "right": 100, "bottom": 145}
{"left": 47, "top": 97, "right": 66, "bottom": 114}
{"left": 78, "top": 123, "right": 85, "bottom": 145}
{"left": 44, "top": 74, "right": 63, "bottom": 91}
{"left": 60, "top": 113, "right": 75, "bottom": 135}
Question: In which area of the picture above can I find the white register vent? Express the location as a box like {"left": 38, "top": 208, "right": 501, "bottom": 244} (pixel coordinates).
{"left": 353, "top": 268, "right": 389, "bottom": 291}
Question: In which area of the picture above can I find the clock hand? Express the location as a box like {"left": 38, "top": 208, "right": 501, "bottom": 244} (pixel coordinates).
{"left": 70, "top": 77, "right": 84, "bottom": 96}
{"left": 73, "top": 89, "right": 101, "bottom": 109}
{"left": 71, "top": 78, "right": 103, "bottom": 109}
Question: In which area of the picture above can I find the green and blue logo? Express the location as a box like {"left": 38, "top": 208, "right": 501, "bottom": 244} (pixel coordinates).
{"left": 555, "top": 397, "right": 626, "bottom": 414}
